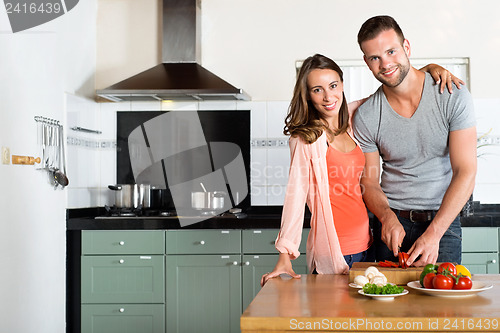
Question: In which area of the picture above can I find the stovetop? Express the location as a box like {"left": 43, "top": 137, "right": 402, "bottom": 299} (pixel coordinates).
{"left": 94, "top": 206, "right": 247, "bottom": 219}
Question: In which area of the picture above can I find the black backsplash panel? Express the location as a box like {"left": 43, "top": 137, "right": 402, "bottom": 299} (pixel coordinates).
{"left": 117, "top": 110, "right": 251, "bottom": 210}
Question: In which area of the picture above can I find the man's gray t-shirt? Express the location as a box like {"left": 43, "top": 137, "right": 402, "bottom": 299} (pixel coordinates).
{"left": 353, "top": 72, "right": 475, "bottom": 210}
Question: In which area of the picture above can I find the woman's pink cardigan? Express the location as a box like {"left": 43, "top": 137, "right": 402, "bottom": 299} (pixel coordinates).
{"left": 275, "top": 101, "right": 364, "bottom": 274}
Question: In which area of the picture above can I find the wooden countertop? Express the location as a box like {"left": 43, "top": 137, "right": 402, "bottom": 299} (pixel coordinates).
{"left": 241, "top": 274, "right": 500, "bottom": 332}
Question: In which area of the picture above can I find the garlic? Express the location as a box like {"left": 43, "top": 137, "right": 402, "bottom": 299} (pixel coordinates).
{"left": 353, "top": 275, "right": 370, "bottom": 287}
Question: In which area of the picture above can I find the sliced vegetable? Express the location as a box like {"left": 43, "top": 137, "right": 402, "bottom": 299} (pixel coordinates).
{"left": 362, "top": 283, "right": 404, "bottom": 295}
{"left": 378, "top": 260, "right": 399, "bottom": 268}
{"left": 398, "top": 251, "right": 410, "bottom": 269}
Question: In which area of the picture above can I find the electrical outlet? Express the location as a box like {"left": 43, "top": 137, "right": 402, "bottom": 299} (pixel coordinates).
{"left": 2, "top": 147, "right": 10, "bottom": 164}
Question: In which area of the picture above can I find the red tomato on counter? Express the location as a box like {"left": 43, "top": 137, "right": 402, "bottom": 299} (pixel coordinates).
{"left": 453, "top": 276, "right": 473, "bottom": 290}
{"left": 423, "top": 272, "right": 436, "bottom": 289}
{"left": 433, "top": 274, "right": 454, "bottom": 290}
{"left": 437, "top": 262, "right": 457, "bottom": 276}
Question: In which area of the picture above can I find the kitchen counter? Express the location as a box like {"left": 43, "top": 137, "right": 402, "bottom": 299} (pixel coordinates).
{"left": 241, "top": 274, "right": 500, "bottom": 332}
{"left": 67, "top": 204, "right": 500, "bottom": 230}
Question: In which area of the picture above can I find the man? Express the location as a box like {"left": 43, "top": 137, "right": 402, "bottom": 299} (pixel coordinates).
{"left": 353, "top": 16, "right": 477, "bottom": 267}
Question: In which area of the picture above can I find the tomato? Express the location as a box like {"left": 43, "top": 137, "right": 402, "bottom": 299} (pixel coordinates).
{"left": 419, "top": 264, "right": 438, "bottom": 286}
{"left": 437, "top": 262, "right": 457, "bottom": 276}
{"left": 453, "top": 276, "right": 473, "bottom": 290}
{"left": 423, "top": 272, "right": 436, "bottom": 289}
{"left": 433, "top": 274, "right": 454, "bottom": 290}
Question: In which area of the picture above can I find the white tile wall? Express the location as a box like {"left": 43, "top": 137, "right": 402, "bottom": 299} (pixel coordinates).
{"left": 473, "top": 98, "right": 500, "bottom": 203}
{"left": 66, "top": 98, "right": 500, "bottom": 208}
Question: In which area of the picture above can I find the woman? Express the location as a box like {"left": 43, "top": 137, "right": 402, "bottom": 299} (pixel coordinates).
{"left": 261, "top": 54, "right": 462, "bottom": 286}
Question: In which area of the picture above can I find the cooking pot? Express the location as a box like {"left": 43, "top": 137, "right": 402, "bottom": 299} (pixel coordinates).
{"left": 191, "top": 191, "right": 226, "bottom": 211}
{"left": 139, "top": 184, "right": 152, "bottom": 209}
{"left": 108, "top": 184, "right": 139, "bottom": 208}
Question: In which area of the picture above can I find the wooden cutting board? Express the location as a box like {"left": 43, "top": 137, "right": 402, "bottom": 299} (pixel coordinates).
{"left": 349, "top": 262, "right": 424, "bottom": 285}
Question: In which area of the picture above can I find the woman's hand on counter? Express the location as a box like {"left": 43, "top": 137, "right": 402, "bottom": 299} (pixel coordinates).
{"left": 260, "top": 253, "right": 301, "bottom": 287}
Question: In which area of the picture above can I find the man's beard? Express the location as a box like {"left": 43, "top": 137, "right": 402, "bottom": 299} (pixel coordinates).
{"left": 375, "top": 62, "right": 410, "bottom": 87}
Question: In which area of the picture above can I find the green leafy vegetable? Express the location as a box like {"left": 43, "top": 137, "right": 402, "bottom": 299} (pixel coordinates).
{"left": 362, "top": 283, "right": 404, "bottom": 295}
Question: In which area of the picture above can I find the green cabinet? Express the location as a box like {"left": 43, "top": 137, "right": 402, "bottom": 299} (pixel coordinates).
{"left": 80, "top": 228, "right": 310, "bottom": 333}
{"left": 462, "top": 227, "right": 499, "bottom": 274}
{"left": 165, "top": 230, "right": 242, "bottom": 333}
{"left": 81, "top": 231, "right": 166, "bottom": 333}
{"left": 165, "top": 254, "right": 242, "bottom": 333}
{"left": 241, "top": 229, "right": 308, "bottom": 311}
{"left": 81, "top": 304, "right": 165, "bottom": 333}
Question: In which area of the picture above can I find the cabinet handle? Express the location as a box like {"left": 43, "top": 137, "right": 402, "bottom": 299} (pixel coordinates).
{"left": 119, "top": 241, "right": 125, "bottom": 246}
{"left": 119, "top": 308, "right": 125, "bottom": 313}
{"left": 119, "top": 259, "right": 125, "bottom": 264}
{"left": 200, "top": 240, "right": 205, "bottom": 245}
{"left": 233, "top": 261, "right": 238, "bottom": 266}
{"left": 244, "top": 261, "right": 250, "bottom": 266}
{"left": 489, "top": 259, "right": 497, "bottom": 264}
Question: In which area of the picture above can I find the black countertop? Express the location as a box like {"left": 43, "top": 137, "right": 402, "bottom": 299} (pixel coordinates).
{"left": 67, "top": 206, "right": 293, "bottom": 230}
{"left": 67, "top": 204, "right": 500, "bottom": 230}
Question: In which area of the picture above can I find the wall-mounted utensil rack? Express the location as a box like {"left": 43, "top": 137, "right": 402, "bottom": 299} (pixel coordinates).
{"left": 34, "top": 116, "right": 69, "bottom": 188}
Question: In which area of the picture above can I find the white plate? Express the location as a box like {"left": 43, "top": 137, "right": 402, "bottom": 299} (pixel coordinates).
{"left": 349, "top": 283, "right": 363, "bottom": 289}
{"left": 406, "top": 280, "right": 493, "bottom": 297}
{"left": 358, "top": 289, "right": 408, "bottom": 301}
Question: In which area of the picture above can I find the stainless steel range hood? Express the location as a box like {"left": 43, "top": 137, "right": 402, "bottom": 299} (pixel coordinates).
{"left": 96, "top": 0, "right": 249, "bottom": 102}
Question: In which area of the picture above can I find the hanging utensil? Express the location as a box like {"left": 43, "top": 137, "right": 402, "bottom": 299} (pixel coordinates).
{"left": 53, "top": 125, "right": 69, "bottom": 187}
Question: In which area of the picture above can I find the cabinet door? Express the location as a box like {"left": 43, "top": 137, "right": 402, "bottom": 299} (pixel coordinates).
{"left": 462, "top": 253, "right": 499, "bottom": 274}
{"left": 165, "top": 230, "right": 241, "bottom": 254}
{"left": 82, "top": 230, "right": 165, "bottom": 255}
{"left": 462, "top": 227, "right": 498, "bottom": 252}
{"left": 165, "top": 255, "right": 241, "bottom": 333}
{"left": 81, "top": 255, "right": 165, "bottom": 303}
{"left": 241, "top": 254, "right": 308, "bottom": 311}
{"left": 81, "top": 304, "right": 164, "bottom": 333}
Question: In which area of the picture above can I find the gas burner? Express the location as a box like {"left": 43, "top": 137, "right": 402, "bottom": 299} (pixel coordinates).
{"left": 104, "top": 205, "right": 142, "bottom": 217}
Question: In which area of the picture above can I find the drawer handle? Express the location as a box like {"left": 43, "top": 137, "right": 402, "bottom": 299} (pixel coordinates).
{"left": 119, "top": 241, "right": 125, "bottom": 246}
{"left": 119, "top": 308, "right": 125, "bottom": 313}
{"left": 200, "top": 240, "right": 205, "bottom": 245}
{"left": 119, "top": 259, "right": 125, "bottom": 264}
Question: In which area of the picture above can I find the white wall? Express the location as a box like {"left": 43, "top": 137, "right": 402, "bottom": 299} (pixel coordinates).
{"left": 0, "top": 1, "right": 96, "bottom": 332}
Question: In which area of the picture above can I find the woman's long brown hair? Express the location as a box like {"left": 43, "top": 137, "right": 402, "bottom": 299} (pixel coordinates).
{"left": 284, "top": 54, "right": 349, "bottom": 144}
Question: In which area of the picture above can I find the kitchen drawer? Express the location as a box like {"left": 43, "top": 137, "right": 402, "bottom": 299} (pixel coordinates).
{"left": 165, "top": 229, "right": 241, "bottom": 254}
{"left": 242, "top": 229, "right": 309, "bottom": 254}
{"left": 462, "top": 253, "right": 499, "bottom": 274}
{"left": 82, "top": 230, "right": 165, "bottom": 255}
{"left": 81, "top": 255, "right": 165, "bottom": 303}
{"left": 462, "top": 227, "right": 498, "bottom": 252}
{"left": 81, "top": 304, "right": 165, "bottom": 333}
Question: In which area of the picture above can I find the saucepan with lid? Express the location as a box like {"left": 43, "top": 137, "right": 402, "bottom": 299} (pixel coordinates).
{"left": 108, "top": 184, "right": 139, "bottom": 208}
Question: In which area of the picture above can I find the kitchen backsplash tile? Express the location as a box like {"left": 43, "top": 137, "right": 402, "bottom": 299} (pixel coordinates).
{"left": 251, "top": 148, "right": 266, "bottom": 186}
{"left": 266, "top": 147, "right": 290, "bottom": 186}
